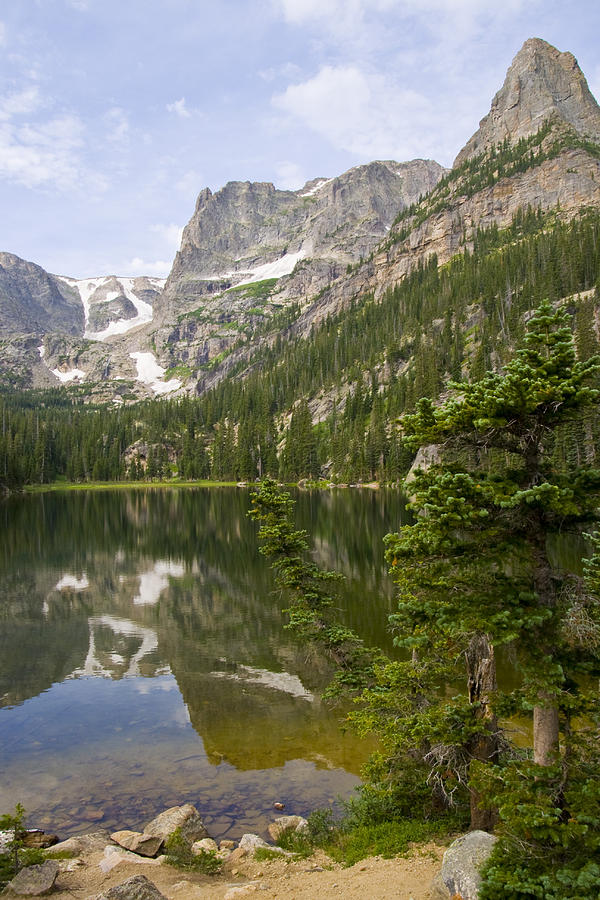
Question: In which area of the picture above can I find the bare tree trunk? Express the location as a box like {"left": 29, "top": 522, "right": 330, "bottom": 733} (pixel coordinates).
{"left": 466, "top": 633, "right": 499, "bottom": 831}
{"left": 533, "top": 699, "right": 560, "bottom": 765}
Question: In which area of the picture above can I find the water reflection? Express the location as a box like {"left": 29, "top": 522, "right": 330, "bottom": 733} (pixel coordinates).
{"left": 0, "top": 487, "right": 407, "bottom": 838}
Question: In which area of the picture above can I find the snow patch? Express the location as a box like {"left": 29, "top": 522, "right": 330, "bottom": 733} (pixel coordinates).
{"left": 68, "top": 615, "right": 159, "bottom": 679}
{"left": 130, "top": 351, "right": 182, "bottom": 395}
{"left": 211, "top": 664, "right": 313, "bottom": 701}
{"left": 52, "top": 366, "right": 86, "bottom": 383}
{"left": 133, "top": 560, "right": 186, "bottom": 606}
{"left": 231, "top": 249, "right": 306, "bottom": 288}
{"left": 57, "top": 275, "right": 165, "bottom": 342}
{"left": 38, "top": 345, "right": 45, "bottom": 359}
{"left": 55, "top": 574, "right": 89, "bottom": 591}
{"left": 300, "top": 177, "right": 332, "bottom": 198}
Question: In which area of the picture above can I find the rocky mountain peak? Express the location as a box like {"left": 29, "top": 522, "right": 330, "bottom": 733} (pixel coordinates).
{"left": 454, "top": 37, "right": 600, "bottom": 167}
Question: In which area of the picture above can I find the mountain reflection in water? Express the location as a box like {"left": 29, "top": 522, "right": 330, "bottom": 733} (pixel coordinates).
{"left": 0, "top": 487, "right": 407, "bottom": 839}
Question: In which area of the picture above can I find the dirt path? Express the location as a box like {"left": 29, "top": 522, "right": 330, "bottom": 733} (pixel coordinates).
{"left": 48, "top": 842, "right": 445, "bottom": 899}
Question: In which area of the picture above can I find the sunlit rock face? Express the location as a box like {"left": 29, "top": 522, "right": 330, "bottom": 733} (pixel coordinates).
{"left": 454, "top": 38, "right": 600, "bottom": 167}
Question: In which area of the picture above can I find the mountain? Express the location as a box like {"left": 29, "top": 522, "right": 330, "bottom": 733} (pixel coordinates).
{"left": 454, "top": 37, "right": 600, "bottom": 166}
{"left": 0, "top": 37, "right": 599, "bottom": 414}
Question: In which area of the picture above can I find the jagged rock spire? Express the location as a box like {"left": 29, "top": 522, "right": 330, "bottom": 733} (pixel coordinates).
{"left": 454, "top": 38, "right": 600, "bottom": 167}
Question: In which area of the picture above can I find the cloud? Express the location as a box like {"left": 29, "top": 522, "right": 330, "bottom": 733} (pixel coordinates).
{"left": 259, "top": 62, "right": 302, "bottom": 83}
{"left": 0, "top": 113, "right": 94, "bottom": 191}
{"left": 275, "top": 0, "right": 395, "bottom": 26}
{"left": 104, "top": 107, "right": 129, "bottom": 144}
{"left": 175, "top": 168, "right": 204, "bottom": 195}
{"left": 0, "top": 87, "right": 42, "bottom": 121}
{"left": 150, "top": 222, "right": 184, "bottom": 251}
{"left": 166, "top": 97, "right": 192, "bottom": 119}
{"left": 275, "top": 160, "right": 306, "bottom": 190}
{"left": 272, "top": 64, "right": 446, "bottom": 162}
{"left": 124, "top": 256, "right": 173, "bottom": 276}
{"left": 0, "top": 21, "right": 5, "bottom": 46}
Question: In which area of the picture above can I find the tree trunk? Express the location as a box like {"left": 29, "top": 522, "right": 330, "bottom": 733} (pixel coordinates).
{"left": 533, "top": 699, "right": 560, "bottom": 765}
{"left": 466, "top": 633, "right": 499, "bottom": 831}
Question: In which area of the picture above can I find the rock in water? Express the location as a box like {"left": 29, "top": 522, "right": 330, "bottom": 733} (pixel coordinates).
{"left": 440, "top": 830, "right": 498, "bottom": 900}
{"left": 6, "top": 860, "right": 59, "bottom": 896}
{"left": 95, "top": 874, "right": 168, "bottom": 900}
{"left": 144, "top": 804, "right": 208, "bottom": 844}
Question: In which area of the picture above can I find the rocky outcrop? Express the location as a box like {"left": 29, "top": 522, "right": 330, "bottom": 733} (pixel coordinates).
{"left": 160, "top": 159, "right": 445, "bottom": 314}
{"left": 455, "top": 38, "right": 600, "bottom": 167}
{"left": 0, "top": 253, "right": 84, "bottom": 338}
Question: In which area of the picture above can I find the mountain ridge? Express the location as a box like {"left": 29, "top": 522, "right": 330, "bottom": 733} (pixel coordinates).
{"left": 1, "top": 37, "right": 599, "bottom": 405}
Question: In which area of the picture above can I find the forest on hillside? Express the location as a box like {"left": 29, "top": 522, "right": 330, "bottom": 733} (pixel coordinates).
{"left": 1, "top": 207, "right": 600, "bottom": 491}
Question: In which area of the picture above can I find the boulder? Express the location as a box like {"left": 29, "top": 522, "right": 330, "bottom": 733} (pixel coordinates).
{"left": 95, "top": 874, "right": 168, "bottom": 900}
{"left": 110, "top": 831, "right": 163, "bottom": 858}
{"left": 144, "top": 805, "right": 208, "bottom": 844}
{"left": 267, "top": 816, "right": 308, "bottom": 842}
{"left": 6, "top": 860, "right": 59, "bottom": 896}
{"left": 48, "top": 831, "right": 111, "bottom": 856}
{"left": 99, "top": 846, "right": 164, "bottom": 874}
{"left": 440, "top": 830, "right": 498, "bottom": 900}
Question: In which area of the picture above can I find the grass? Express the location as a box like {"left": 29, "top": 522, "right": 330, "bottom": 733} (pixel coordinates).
{"left": 24, "top": 479, "right": 241, "bottom": 493}
{"left": 324, "top": 819, "right": 441, "bottom": 867}
{"left": 225, "top": 278, "right": 279, "bottom": 300}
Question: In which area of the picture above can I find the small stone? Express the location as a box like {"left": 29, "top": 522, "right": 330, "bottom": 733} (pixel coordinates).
{"left": 94, "top": 874, "right": 168, "bottom": 900}
{"left": 190, "top": 838, "right": 218, "bottom": 855}
{"left": 238, "top": 834, "right": 272, "bottom": 853}
{"left": 224, "top": 847, "right": 248, "bottom": 868}
{"left": 7, "top": 860, "right": 59, "bottom": 896}
{"left": 273, "top": 802, "right": 285, "bottom": 811}
{"left": 219, "top": 840, "right": 236, "bottom": 850}
{"left": 267, "top": 816, "right": 308, "bottom": 842}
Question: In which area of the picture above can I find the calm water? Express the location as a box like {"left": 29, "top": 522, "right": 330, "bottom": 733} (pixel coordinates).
{"left": 0, "top": 487, "right": 409, "bottom": 840}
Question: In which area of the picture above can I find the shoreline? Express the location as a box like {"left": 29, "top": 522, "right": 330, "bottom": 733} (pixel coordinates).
{"left": 20, "top": 479, "right": 397, "bottom": 494}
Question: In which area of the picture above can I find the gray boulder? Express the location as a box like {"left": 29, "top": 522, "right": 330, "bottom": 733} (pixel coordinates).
{"left": 95, "top": 874, "right": 167, "bottom": 900}
{"left": 6, "top": 860, "right": 59, "bottom": 896}
{"left": 440, "top": 830, "right": 498, "bottom": 900}
{"left": 144, "top": 804, "right": 208, "bottom": 845}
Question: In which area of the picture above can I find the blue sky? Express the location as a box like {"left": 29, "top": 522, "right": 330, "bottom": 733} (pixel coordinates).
{"left": 1, "top": 0, "right": 599, "bottom": 278}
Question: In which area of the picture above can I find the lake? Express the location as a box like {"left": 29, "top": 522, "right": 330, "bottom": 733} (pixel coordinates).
{"left": 0, "top": 487, "right": 409, "bottom": 841}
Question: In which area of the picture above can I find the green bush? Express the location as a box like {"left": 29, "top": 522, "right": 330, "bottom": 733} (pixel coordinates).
{"left": 163, "top": 828, "right": 222, "bottom": 875}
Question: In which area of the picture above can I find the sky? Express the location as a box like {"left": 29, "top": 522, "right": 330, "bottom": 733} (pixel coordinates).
{"left": 1, "top": 0, "right": 599, "bottom": 279}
